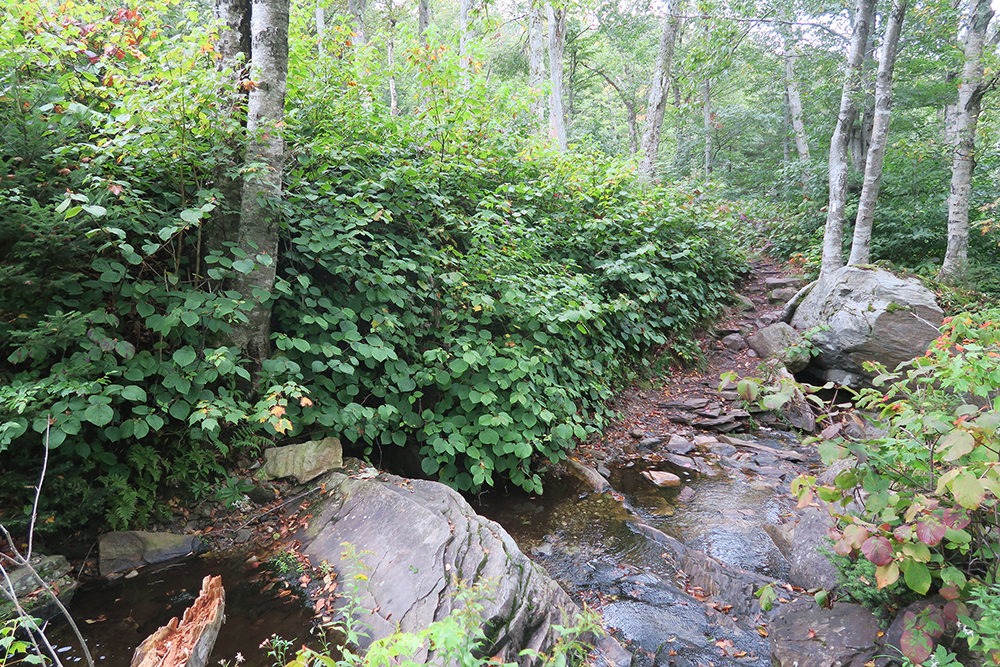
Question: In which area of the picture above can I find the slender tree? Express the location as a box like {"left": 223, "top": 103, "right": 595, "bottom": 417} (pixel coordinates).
{"left": 636, "top": 2, "right": 681, "bottom": 180}
{"left": 784, "top": 46, "right": 810, "bottom": 166}
{"left": 939, "top": 0, "right": 997, "bottom": 281}
{"left": 228, "top": 0, "right": 289, "bottom": 367}
{"left": 418, "top": 0, "right": 431, "bottom": 41}
{"left": 849, "top": 0, "right": 908, "bottom": 266}
{"left": 459, "top": 0, "right": 472, "bottom": 88}
{"left": 546, "top": 2, "right": 568, "bottom": 150}
{"left": 527, "top": 0, "right": 547, "bottom": 128}
{"left": 820, "top": 0, "right": 875, "bottom": 278}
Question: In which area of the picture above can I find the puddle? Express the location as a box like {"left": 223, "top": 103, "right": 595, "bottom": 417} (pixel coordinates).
{"left": 44, "top": 557, "right": 318, "bottom": 667}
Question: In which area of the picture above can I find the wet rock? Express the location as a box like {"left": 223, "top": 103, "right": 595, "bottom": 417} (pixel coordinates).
{"left": 261, "top": 436, "right": 343, "bottom": 484}
{"left": 630, "top": 429, "right": 646, "bottom": 439}
{"left": 787, "top": 508, "right": 841, "bottom": 591}
{"left": 638, "top": 435, "right": 668, "bottom": 450}
{"left": 531, "top": 543, "right": 555, "bottom": 558}
{"left": 763, "top": 520, "right": 795, "bottom": 559}
{"left": 99, "top": 532, "right": 205, "bottom": 576}
{"left": 663, "top": 453, "right": 697, "bottom": 470}
{"left": 298, "top": 472, "right": 609, "bottom": 663}
{"left": 566, "top": 458, "right": 611, "bottom": 494}
{"left": 721, "top": 333, "right": 747, "bottom": 351}
{"left": 641, "top": 470, "right": 681, "bottom": 487}
{"left": 748, "top": 323, "right": 809, "bottom": 373}
{"left": 665, "top": 435, "right": 695, "bottom": 455}
{"left": 0, "top": 554, "right": 78, "bottom": 622}
{"left": 710, "top": 442, "right": 737, "bottom": 457}
{"left": 790, "top": 266, "right": 943, "bottom": 378}
{"left": 234, "top": 528, "right": 253, "bottom": 544}
{"left": 692, "top": 435, "right": 718, "bottom": 446}
{"left": 677, "top": 486, "right": 696, "bottom": 503}
{"left": 770, "top": 598, "right": 880, "bottom": 667}
{"left": 247, "top": 484, "right": 277, "bottom": 504}
{"left": 659, "top": 398, "right": 710, "bottom": 410}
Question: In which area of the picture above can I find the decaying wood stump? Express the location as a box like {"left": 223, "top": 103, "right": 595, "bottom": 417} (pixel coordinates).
{"left": 131, "top": 575, "right": 225, "bottom": 667}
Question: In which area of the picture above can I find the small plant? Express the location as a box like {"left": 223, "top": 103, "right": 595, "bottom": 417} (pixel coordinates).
{"left": 0, "top": 616, "right": 46, "bottom": 667}
{"left": 214, "top": 477, "right": 255, "bottom": 509}
{"left": 959, "top": 582, "right": 1000, "bottom": 665}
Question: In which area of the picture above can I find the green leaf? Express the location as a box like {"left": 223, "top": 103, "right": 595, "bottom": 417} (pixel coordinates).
{"left": 232, "top": 258, "right": 255, "bottom": 274}
{"left": 941, "top": 430, "right": 975, "bottom": 461}
{"left": 120, "top": 386, "right": 147, "bottom": 402}
{"left": 84, "top": 404, "right": 114, "bottom": 427}
{"left": 169, "top": 401, "right": 190, "bottom": 420}
{"left": 173, "top": 347, "right": 197, "bottom": 367}
{"left": 146, "top": 414, "right": 164, "bottom": 431}
{"left": 952, "top": 471, "right": 985, "bottom": 509}
{"left": 902, "top": 561, "right": 932, "bottom": 595}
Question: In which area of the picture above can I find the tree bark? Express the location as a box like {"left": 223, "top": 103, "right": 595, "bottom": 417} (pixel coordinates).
{"left": 347, "top": 0, "right": 366, "bottom": 46}
{"left": 702, "top": 79, "right": 712, "bottom": 174}
{"left": 545, "top": 2, "right": 567, "bottom": 150}
{"left": 387, "top": 21, "right": 398, "bottom": 116}
{"left": 315, "top": 1, "right": 324, "bottom": 46}
{"left": 849, "top": 0, "right": 907, "bottom": 266}
{"left": 418, "top": 0, "right": 431, "bottom": 42}
{"left": 527, "top": 0, "right": 546, "bottom": 128}
{"left": 820, "top": 0, "right": 875, "bottom": 278}
{"left": 229, "top": 0, "right": 289, "bottom": 368}
{"left": 939, "top": 0, "right": 996, "bottom": 282}
{"left": 637, "top": 3, "right": 680, "bottom": 181}
{"left": 785, "top": 49, "right": 810, "bottom": 164}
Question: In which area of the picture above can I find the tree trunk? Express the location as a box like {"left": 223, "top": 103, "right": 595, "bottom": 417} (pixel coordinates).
{"left": 702, "top": 79, "right": 712, "bottom": 174}
{"left": 315, "top": 2, "right": 324, "bottom": 46}
{"left": 782, "top": 88, "right": 791, "bottom": 163}
{"left": 418, "top": 0, "right": 430, "bottom": 42}
{"left": 672, "top": 80, "right": 687, "bottom": 174}
{"left": 527, "top": 1, "right": 546, "bottom": 128}
{"left": 785, "top": 49, "right": 810, "bottom": 164}
{"left": 347, "top": 0, "right": 366, "bottom": 46}
{"left": 387, "top": 23, "right": 398, "bottom": 116}
{"left": 939, "top": 0, "right": 995, "bottom": 282}
{"left": 820, "top": 0, "right": 875, "bottom": 278}
{"left": 459, "top": 0, "right": 471, "bottom": 88}
{"left": 229, "top": 0, "right": 289, "bottom": 368}
{"left": 637, "top": 4, "right": 680, "bottom": 181}
{"left": 545, "top": 2, "right": 567, "bottom": 150}
{"left": 849, "top": 0, "right": 907, "bottom": 266}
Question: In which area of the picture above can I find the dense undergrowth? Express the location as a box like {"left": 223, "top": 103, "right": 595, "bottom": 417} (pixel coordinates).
{"left": 0, "top": 4, "right": 747, "bottom": 534}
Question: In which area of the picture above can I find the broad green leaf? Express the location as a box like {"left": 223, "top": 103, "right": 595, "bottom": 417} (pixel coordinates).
{"left": 84, "top": 403, "right": 114, "bottom": 427}
{"left": 902, "top": 561, "right": 932, "bottom": 595}
{"left": 940, "top": 430, "right": 975, "bottom": 461}
{"left": 951, "top": 471, "right": 985, "bottom": 509}
{"left": 173, "top": 347, "right": 197, "bottom": 367}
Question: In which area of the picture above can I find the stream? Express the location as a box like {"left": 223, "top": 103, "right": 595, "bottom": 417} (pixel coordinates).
{"left": 41, "top": 430, "right": 812, "bottom": 667}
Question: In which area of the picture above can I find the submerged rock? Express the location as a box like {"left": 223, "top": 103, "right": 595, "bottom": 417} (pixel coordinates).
{"left": 641, "top": 470, "right": 681, "bottom": 487}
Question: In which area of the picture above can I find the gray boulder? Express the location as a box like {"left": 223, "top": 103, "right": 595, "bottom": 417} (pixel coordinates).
{"left": 298, "top": 472, "right": 603, "bottom": 664}
{"left": 790, "top": 266, "right": 943, "bottom": 377}
{"left": 99, "top": 531, "right": 205, "bottom": 576}
{"left": 261, "top": 436, "right": 343, "bottom": 483}
{"left": 786, "top": 508, "right": 841, "bottom": 591}
{"left": 0, "top": 554, "right": 78, "bottom": 621}
{"left": 748, "top": 323, "right": 810, "bottom": 373}
{"left": 770, "top": 597, "right": 881, "bottom": 667}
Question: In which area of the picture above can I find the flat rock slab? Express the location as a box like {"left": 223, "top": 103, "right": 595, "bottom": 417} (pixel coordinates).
{"left": 261, "top": 437, "right": 343, "bottom": 484}
{"left": 0, "top": 554, "right": 77, "bottom": 622}
{"left": 770, "top": 598, "right": 880, "bottom": 667}
{"left": 642, "top": 470, "right": 681, "bottom": 487}
{"left": 99, "top": 532, "right": 205, "bottom": 576}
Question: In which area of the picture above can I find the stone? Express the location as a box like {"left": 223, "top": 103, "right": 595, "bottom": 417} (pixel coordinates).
{"left": 629, "top": 429, "right": 646, "bottom": 439}
{"left": 692, "top": 435, "right": 718, "bottom": 446}
{"left": 0, "top": 554, "right": 78, "bottom": 622}
{"left": 769, "top": 287, "right": 800, "bottom": 304}
{"left": 663, "top": 453, "right": 697, "bottom": 470}
{"left": 99, "top": 532, "right": 205, "bottom": 576}
{"left": 721, "top": 333, "right": 746, "bottom": 351}
{"left": 770, "top": 598, "right": 881, "bottom": 667}
{"left": 234, "top": 528, "right": 253, "bottom": 544}
{"left": 297, "top": 472, "right": 615, "bottom": 663}
{"left": 748, "top": 322, "right": 810, "bottom": 373}
{"left": 790, "top": 266, "right": 943, "bottom": 378}
{"left": 565, "top": 458, "right": 611, "bottom": 494}
{"left": 665, "top": 435, "right": 695, "bottom": 455}
{"left": 637, "top": 435, "right": 667, "bottom": 450}
{"left": 786, "top": 508, "right": 841, "bottom": 591}
{"left": 247, "top": 484, "right": 276, "bottom": 504}
{"left": 758, "top": 310, "right": 782, "bottom": 326}
{"left": 823, "top": 368, "right": 865, "bottom": 388}
{"left": 709, "top": 442, "right": 737, "bottom": 456}
{"left": 765, "top": 276, "right": 806, "bottom": 290}
{"left": 677, "top": 486, "right": 696, "bottom": 503}
{"left": 658, "top": 398, "right": 710, "bottom": 410}
{"left": 641, "top": 470, "right": 681, "bottom": 487}
{"left": 733, "top": 294, "right": 755, "bottom": 311}
{"left": 261, "top": 437, "right": 343, "bottom": 484}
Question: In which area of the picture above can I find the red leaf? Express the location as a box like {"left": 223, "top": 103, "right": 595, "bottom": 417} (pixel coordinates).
{"left": 893, "top": 524, "right": 913, "bottom": 541}
{"left": 915, "top": 516, "right": 947, "bottom": 546}
{"left": 861, "top": 535, "right": 894, "bottom": 566}
{"left": 941, "top": 508, "right": 971, "bottom": 530}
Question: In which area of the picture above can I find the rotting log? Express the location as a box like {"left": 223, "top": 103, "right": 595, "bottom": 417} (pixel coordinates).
{"left": 131, "top": 575, "right": 225, "bottom": 667}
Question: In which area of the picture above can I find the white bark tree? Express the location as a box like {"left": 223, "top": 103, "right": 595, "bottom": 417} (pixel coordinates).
{"left": 784, "top": 47, "right": 810, "bottom": 165}
{"left": 820, "top": 0, "right": 876, "bottom": 278}
{"left": 849, "top": 0, "right": 908, "bottom": 266}
{"left": 702, "top": 80, "right": 712, "bottom": 174}
{"left": 347, "top": 0, "right": 366, "bottom": 46}
{"left": 545, "top": 2, "right": 568, "bottom": 150}
{"left": 939, "top": 0, "right": 997, "bottom": 281}
{"left": 418, "top": 0, "right": 431, "bottom": 42}
{"left": 459, "top": 0, "right": 472, "bottom": 88}
{"left": 229, "top": 0, "right": 289, "bottom": 367}
{"left": 636, "top": 3, "right": 681, "bottom": 181}
{"left": 527, "top": 0, "right": 546, "bottom": 128}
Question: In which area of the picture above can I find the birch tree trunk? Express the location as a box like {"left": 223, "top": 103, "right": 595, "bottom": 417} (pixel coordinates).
{"left": 527, "top": 1, "right": 546, "bottom": 128}
{"left": 418, "top": 0, "right": 430, "bottom": 42}
{"left": 315, "top": 2, "right": 324, "bottom": 46}
{"left": 229, "top": 0, "right": 289, "bottom": 368}
{"left": 702, "top": 80, "right": 712, "bottom": 174}
{"left": 820, "top": 0, "right": 875, "bottom": 278}
{"left": 545, "top": 2, "right": 567, "bottom": 150}
{"left": 347, "top": 0, "right": 366, "bottom": 46}
{"left": 637, "top": 4, "right": 680, "bottom": 181}
{"left": 459, "top": 0, "right": 471, "bottom": 88}
{"left": 849, "top": 0, "right": 907, "bottom": 266}
{"left": 785, "top": 49, "right": 810, "bottom": 164}
{"left": 387, "top": 21, "right": 398, "bottom": 116}
{"left": 939, "top": 0, "right": 995, "bottom": 281}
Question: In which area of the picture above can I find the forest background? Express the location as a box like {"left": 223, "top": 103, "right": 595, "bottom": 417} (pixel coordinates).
{"left": 1, "top": 0, "right": 999, "bottom": 538}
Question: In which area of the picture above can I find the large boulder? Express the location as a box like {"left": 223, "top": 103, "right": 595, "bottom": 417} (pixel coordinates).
{"left": 748, "top": 322, "right": 809, "bottom": 373}
{"left": 770, "top": 597, "right": 881, "bottom": 667}
{"left": 298, "top": 471, "right": 601, "bottom": 664}
{"left": 790, "top": 266, "right": 942, "bottom": 380}
{"left": 261, "top": 436, "right": 343, "bottom": 484}
{"left": 99, "top": 531, "right": 205, "bottom": 576}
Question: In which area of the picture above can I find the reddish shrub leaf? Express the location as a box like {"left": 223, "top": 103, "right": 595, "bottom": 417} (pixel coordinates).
{"left": 942, "top": 508, "right": 971, "bottom": 530}
{"left": 915, "top": 516, "right": 947, "bottom": 546}
{"left": 861, "top": 535, "right": 894, "bottom": 566}
{"left": 900, "top": 626, "right": 933, "bottom": 665}
{"left": 939, "top": 586, "right": 960, "bottom": 601}
{"left": 893, "top": 524, "right": 913, "bottom": 541}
